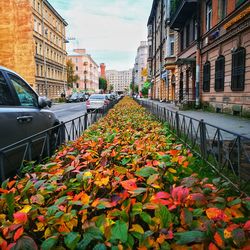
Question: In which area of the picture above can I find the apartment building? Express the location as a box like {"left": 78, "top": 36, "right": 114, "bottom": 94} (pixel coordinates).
{"left": 0, "top": 0, "right": 68, "bottom": 99}
{"left": 68, "top": 49, "right": 99, "bottom": 92}
{"left": 147, "top": 0, "right": 178, "bottom": 102}
{"left": 200, "top": 0, "right": 250, "bottom": 116}
{"left": 134, "top": 41, "right": 148, "bottom": 92}
{"left": 106, "top": 69, "right": 133, "bottom": 93}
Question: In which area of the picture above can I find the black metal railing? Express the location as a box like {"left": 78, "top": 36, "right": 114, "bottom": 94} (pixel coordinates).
{"left": 137, "top": 99, "right": 250, "bottom": 193}
{"left": 0, "top": 100, "right": 118, "bottom": 182}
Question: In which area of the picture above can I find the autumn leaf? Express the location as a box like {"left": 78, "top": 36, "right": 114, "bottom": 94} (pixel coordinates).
{"left": 13, "top": 212, "right": 28, "bottom": 225}
{"left": 129, "top": 224, "right": 144, "bottom": 234}
{"left": 120, "top": 179, "right": 137, "bottom": 191}
{"left": 14, "top": 227, "right": 24, "bottom": 241}
{"left": 243, "top": 220, "right": 250, "bottom": 231}
{"left": 214, "top": 232, "right": 224, "bottom": 248}
{"left": 206, "top": 208, "right": 229, "bottom": 222}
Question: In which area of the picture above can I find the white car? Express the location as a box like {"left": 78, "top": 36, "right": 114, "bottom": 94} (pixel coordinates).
{"left": 86, "top": 94, "right": 110, "bottom": 113}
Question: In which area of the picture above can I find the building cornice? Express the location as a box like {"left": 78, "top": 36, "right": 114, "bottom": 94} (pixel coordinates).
{"left": 44, "top": 0, "right": 68, "bottom": 26}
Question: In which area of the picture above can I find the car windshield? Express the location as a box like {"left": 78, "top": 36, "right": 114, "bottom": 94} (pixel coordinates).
{"left": 71, "top": 93, "right": 78, "bottom": 98}
{"left": 89, "top": 94, "right": 105, "bottom": 100}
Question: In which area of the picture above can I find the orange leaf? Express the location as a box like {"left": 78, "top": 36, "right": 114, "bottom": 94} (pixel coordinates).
{"left": 13, "top": 212, "right": 28, "bottom": 225}
{"left": 120, "top": 179, "right": 137, "bottom": 191}
{"left": 214, "top": 232, "right": 224, "bottom": 248}
{"left": 14, "top": 227, "right": 24, "bottom": 241}
{"left": 206, "top": 208, "right": 229, "bottom": 222}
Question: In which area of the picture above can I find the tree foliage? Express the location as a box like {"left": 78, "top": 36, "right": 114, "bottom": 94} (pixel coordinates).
{"left": 99, "top": 77, "right": 107, "bottom": 91}
{"left": 66, "top": 60, "right": 80, "bottom": 88}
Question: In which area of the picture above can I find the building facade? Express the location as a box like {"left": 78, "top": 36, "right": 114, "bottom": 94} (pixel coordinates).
{"left": 134, "top": 41, "right": 148, "bottom": 92}
{"left": 147, "top": 0, "right": 178, "bottom": 102}
{"left": 106, "top": 69, "right": 133, "bottom": 93}
{"left": 150, "top": 0, "right": 250, "bottom": 116}
{"left": 200, "top": 0, "right": 250, "bottom": 116}
{"left": 67, "top": 49, "right": 99, "bottom": 93}
{"left": 0, "top": 0, "right": 68, "bottom": 99}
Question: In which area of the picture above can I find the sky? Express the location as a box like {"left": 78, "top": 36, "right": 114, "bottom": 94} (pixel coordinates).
{"left": 50, "top": 0, "right": 152, "bottom": 71}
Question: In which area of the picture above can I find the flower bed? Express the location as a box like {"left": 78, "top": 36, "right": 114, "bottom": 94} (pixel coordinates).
{"left": 0, "top": 97, "right": 250, "bottom": 249}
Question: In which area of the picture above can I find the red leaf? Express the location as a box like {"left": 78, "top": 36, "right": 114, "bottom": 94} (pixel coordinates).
{"left": 14, "top": 227, "right": 24, "bottom": 241}
{"left": 243, "top": 220, "right": 250, "bottom": 231}
{"left": 208, "top": 243, "right": 219, "bottom": 250}
{"left": 0, "top": 188, "right": 8, "bottom": 194}
{"left": 171, "top": 186, "right": 189, "bottom": 204}
{"left": 13, "top": 212, "right": 28, "bottom": 225}
{"left": 153, "top": 160, "right": 160, "bottom": 166}
{"left": 0, "top": 239, "right": 8, "bottom": 250}
{"left": 150, "top": 192, "right": 171, "bottom": 205}
{"left": 120, "top": 179, "right": 137, "bottom": 191}
{"left": 7, "top": 243, "right": 16, "bottom": 250}
{"left": 154, "top": 191, "right": 170, "bottom": 199}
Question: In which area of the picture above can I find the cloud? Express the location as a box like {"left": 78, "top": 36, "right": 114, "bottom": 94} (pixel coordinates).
{"left": 50, "top": 0, "right": 151, "bottom": 70}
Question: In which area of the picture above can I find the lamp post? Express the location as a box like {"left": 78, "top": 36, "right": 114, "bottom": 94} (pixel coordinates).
{"left": 83, "top": 61, "right": 88, "bottom": 91}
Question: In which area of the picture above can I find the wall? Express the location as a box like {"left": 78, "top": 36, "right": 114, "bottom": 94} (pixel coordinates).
{"left": 0, "top": 0, "right": 35, "bottom": 87}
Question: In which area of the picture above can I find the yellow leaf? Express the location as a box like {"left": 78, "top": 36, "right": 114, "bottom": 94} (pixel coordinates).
{"left": 95, "top": 176, "right": 109, "bottom": 186}
{"left": 129, "top": 224, "right": 144, "bottom": 234}
{"left": 0, "top": 214, "right": 6, "bottom": 221}
{"left": 83, "top": 171, "right": 92, "bottom": 177}
{"left": 35, "top": 222, "right": 45, "bottom": 232}
{"left": 44, "top": 227, "right": 52, "bottom": 239}
{"left": 168, "top": 168, "right": 177, "bottom": 174}
{"left": 224, "top": 229, "right": 231, "bottom": 239}
{"left": 19, "top": 205, "right": 32, "bottom": 213}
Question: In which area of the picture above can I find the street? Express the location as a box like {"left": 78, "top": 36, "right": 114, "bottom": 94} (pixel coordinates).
{"left": 50, "top": 102, "right": 87, "bottom": 123}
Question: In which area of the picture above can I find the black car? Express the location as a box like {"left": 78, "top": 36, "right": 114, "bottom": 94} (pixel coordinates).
{"left": 0, "top": 66, "right": 61, "bottom": 180}
{"left": 68, "top": 93, "right": 86, "bottom": 102}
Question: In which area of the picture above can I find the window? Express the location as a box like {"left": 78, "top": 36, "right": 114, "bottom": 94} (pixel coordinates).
{"left": 206, "top": 1, "right": 212, "bottom": 31}
{"left": 203, "top": 61, "right": 210, "bottom": 92}
{"left": 8, "top": 74, "right": 38, "bottom": 107}
{"left": 215, "top": 55, "right": 225, "bottom": 91}
{"left": 231, "top": 47, "right": 246, "bottom": 91}
{"left": 0, "top": 72, "right": 14, "bottom": 105}
{"left": 186, "top": 24, "right": 190, "bottom": 47}
{"left": 219, "top": 0, "right": 227, "bottom": 20}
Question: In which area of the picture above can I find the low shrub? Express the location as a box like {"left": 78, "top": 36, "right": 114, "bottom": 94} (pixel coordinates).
{"left": 0, "top": 97, "right": 249, "bottom": 249}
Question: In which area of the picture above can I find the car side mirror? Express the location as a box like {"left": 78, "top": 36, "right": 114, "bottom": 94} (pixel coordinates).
{"left": 38, "top": 96, "right": 52, "bottom": 108}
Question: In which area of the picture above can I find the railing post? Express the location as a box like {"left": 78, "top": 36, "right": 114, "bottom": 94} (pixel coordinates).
{"left": 175, "top": 112, "right": 180, "bottom": 136}
{"left": 84, "top": 113, "right": 88, "bottom": 130}
{"left": 237, "top": 137, "right": 241, "bottom": 179}
{"left": 0, "top": 152, "right": 5, "bottom": 182}
{"left": 200, "top": 119, "right": 207, "bottom": 159}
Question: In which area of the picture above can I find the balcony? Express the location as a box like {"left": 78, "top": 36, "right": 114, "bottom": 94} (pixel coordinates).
{"left": 170, "top": 0, "right": 197, "bottom": 29}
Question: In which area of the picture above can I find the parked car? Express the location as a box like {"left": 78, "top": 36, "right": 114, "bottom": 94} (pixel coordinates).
{"left": 0, "top": 66, "right": 60, "bottom": 180}
{"left": 86, "top": 94, "right": 110, "bottom": 113}
{"left": 78, "top": 93, "right": 86, "bottom": 102}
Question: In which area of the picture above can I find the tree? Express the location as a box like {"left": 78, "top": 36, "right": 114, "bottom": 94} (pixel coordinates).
{"left": 66, "top": 60, "right": 79, "bottom": 89}
{"left": 141, "top": 81, "right": 151, "bottom": 97}
{"left": 99, "top": 77, "right": 107, "bottom": 92}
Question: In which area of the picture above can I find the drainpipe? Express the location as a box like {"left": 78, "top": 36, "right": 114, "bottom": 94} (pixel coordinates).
{"left": 195, "top": 0, "right": 201, "bottom": 107}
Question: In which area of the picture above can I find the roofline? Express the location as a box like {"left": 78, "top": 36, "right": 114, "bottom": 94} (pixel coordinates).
{"left": 67, "top": 54, "right": 99, "bottom": 67}
{"left": 44, "top": 0, "right": 68, "bottom": 26}
{"left": 147, "top": 0, "right": 159, "bottom": 26}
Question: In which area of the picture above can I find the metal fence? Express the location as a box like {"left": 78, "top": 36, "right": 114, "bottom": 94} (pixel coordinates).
{"left": 0, "top": 101, "right": 117, "bottom": 182}
{"left": 137, "top": 99, "right": 250, "bottom": 193}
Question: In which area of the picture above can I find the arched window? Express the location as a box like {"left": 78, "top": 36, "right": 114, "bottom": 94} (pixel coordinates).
{"left": 231, "top": 47, "right": 246, "bottom": 91}
{"left": 215, "top": 55, "right": 225, "bottom": 91}
{"left": 203, "top": 61, "right": 210, "bottom": 92}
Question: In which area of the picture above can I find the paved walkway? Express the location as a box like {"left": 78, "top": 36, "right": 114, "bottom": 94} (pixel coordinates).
{"left": 140, "top": 98, "right": 250, "bottom": 139}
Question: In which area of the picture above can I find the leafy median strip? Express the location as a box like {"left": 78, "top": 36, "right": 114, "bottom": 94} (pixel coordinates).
{"left": 0, "top": 97, "right": 250, "bottom": 250}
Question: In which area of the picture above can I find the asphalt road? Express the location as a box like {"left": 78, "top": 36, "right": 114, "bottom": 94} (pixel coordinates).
{"left": 50, "top": 102, "right": 87, "bottom": 123}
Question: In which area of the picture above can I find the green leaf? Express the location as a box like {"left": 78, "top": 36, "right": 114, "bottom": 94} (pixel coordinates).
{"left": 111, "top": 220, "right": 128, "bottom": 243}
{"left": 85, "top": 227, "right": 103, "bottom": 240}
{"left": 127, "top": 234, "right": 135, "bottom": 249}
{"left": 76, "top": 233, "right": 93, "bottom": 250}
{"left": 161, "top": 242, "right": 171, "bottom": 250}
{"left": 55, "top": 196, "right": 68, "bottom": 206}
{"left": 23, "top": 180, "right": 33, "bottom": 194}
{"left": 64, "top": 232, "right": 81, "bottom": 250}
{"left": 132, "top": 203, "right": 142, "bottom": 216}
{"left": 155, "top": 205, "right": 171, "bottom": 228}
{"left": 93, "top": 243, "right": 107, "bottom": 250}
{"left": 41, "top": 237, "right": 58, "bottom": 250}
{"left": 228, "top": 198, "right": 241, "bottom": 207}
{"left": 4, "top": 192, "right": 15, "bottom": 220}
{"left": 175, "top": 231, "right": 205, "bottom": 245}
{"left": 140, "top": 212, "right": 153, "bottom": 225}
{"left": 193, "top": 208, "right": 204, "bottom": 217}
{"left": 47, "top": 206, "right": 59, "bottom": 216}
{"left": 34, "top": 180, "right": 46, "bottom": 189}
{"left": 135, "top": 167, "right": 158, "bottom": 178}
{"left": 121, "top": 158, "right": 131, "bottom": 166}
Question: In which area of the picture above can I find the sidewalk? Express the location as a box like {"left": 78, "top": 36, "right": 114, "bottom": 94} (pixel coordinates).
{"left": 141, "top": 98, "right": 250, "bottom": 138}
